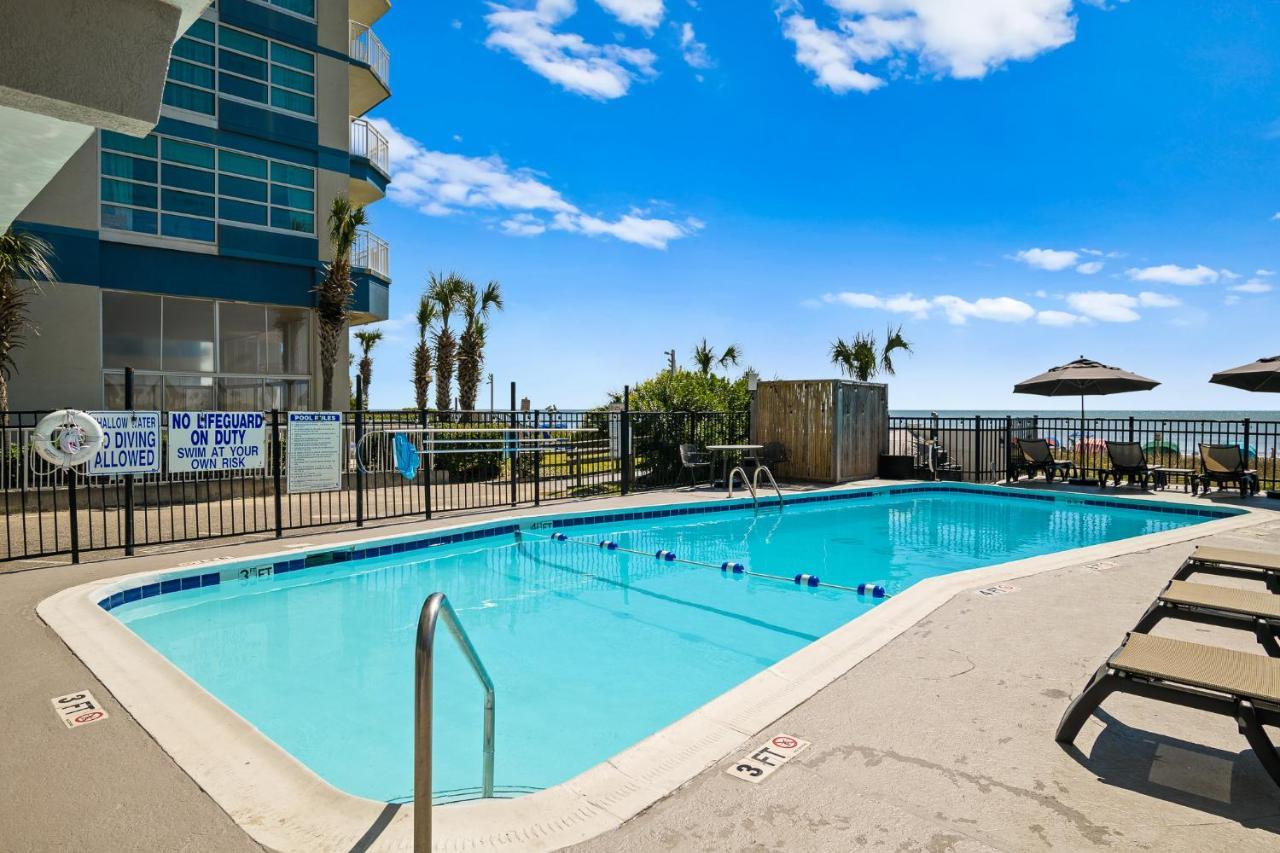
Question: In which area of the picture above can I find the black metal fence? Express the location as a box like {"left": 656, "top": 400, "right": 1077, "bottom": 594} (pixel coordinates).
{"left": 0, "top": 406, "right": 750, "bottom": 564}
{"left": 890, "top": 415, "right": 1280, "bottom": 492}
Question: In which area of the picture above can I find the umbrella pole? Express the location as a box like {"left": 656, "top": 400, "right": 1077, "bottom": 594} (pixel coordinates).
{"left": 1079, "top": 394, "right": 1085, "bottom": 480}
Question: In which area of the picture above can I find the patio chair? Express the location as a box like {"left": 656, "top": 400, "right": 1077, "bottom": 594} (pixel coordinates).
{"left": 1198, "top": 444, "right": 1259, "bottom": 498}
{"left": 677, "top": 443, "right": 712, "bottom": 491}
{"left": 1133, "top": 578, "right": 1280, "bottom": 656}
{"left": 1173, "top": 545, "right": 1280, "bottom": 594}
{"left": 1103, "top": 441, "right": 1153, "bottom": 490}
{"left": 742, "top": 441, "right": 788, "bottom": 476}
{"left": 1013, "top": 438, "right": 1077, "bottom": 482}
{"left": 1055, "top": 631, "right": 1280, "bottom": 789}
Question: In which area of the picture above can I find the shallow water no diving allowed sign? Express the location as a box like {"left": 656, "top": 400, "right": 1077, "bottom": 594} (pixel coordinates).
{"left": 725, "top": 733, "right": 811, "bottom": 784}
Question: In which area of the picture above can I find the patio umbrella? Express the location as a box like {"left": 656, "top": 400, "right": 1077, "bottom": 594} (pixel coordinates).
{"left": 1013, "top": 356, "right": 1161, "bottom": 421}
{"left": 1209, "top": 355, "right": 1280, "bottom": 393}
{"left": 1014, "top": 357, "right": 1160, "bottom": 480}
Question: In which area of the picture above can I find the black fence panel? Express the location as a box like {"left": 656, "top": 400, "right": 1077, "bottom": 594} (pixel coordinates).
{"left": 0, "top": 407, "right": 747, "bottom": 564}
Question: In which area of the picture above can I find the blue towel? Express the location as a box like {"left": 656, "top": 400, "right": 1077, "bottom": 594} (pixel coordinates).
{"left": 393, "top": 433, "right": 420, "bottom": 481}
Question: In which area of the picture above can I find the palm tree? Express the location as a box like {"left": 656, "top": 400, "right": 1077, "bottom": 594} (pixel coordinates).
{"left": 353, "top": 329, "right": 382, "bottom": 408}
{"left": 426, "top": 271, "right": 466, "bottom": 411}
{"left": 830, "top": 326, "right": 912, "bottom": 382}
{"left": 0, "top": 228, "right": 56, "bottom": 414}
{"left": 412, "top": 292, "right": 436, "bottom": 410}
{"left": 314, "top": 195, "right": 367, "bottom": 408}
{"left": 691, "top": 339, "right": 743, "bottom": 376}
{"left": 456, "top": 280, "right": 503, "bottom": 411}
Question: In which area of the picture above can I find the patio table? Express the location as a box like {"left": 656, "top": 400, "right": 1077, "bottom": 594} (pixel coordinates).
{"left": 1152, "top": 467, "right": 1195, "bottom": 493}
{"left": 706, "top": 444, "right": 763, "bottom": 494}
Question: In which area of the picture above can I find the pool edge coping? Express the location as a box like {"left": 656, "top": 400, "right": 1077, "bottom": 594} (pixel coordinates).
{"left": 36, "top": 484, "right": 1267, "bottom": 853}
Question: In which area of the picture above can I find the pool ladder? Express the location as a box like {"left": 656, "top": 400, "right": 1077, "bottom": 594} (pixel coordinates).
{"left": 727, "top": 464, "right": 784, "bottom": 507}
{"left": 415, "top": 592, "right": 495, "bottom": 853}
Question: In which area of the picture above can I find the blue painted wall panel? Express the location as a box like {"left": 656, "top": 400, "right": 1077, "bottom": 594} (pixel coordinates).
{"left": 100, "top": 240, "right": 316, "bottom": 306}
{"left": 218, "top": 100, "right": 319, "bottom": 150}
{"left": 219, "top": 0, "right": 317, "bottom": 49}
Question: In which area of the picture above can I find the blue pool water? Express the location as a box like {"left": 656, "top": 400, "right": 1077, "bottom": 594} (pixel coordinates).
{"left": 109, "top": 486, "right": 1225, "bottom": 803}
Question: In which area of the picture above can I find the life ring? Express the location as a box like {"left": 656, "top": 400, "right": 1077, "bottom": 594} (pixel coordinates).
{"left": 31, "top": 409, "right": 104, "bottom": 468}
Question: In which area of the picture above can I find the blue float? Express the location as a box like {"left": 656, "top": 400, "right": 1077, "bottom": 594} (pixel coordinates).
{"left": 599, "top": 540, "right": 619, "bottom": 550}
{"left": 551, "top": 533, "right": 567, "bottom": 542}
{"left": 720, "top": 561, "right": 746, "bottom": 574}
{"left": 794, "top": 574, "right": 820, "bottom": 587}
{"left": 857, "top": 583, "right": 887, "bottom": 598}
{"left": 655, "top": 549, "right": 677, "bottom": 561}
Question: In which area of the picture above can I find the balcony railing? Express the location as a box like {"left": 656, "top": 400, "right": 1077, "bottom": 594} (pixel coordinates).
{"left": 349, "top": 21, "right": 390, "bottom": 89}
{"left": 350, "top": 117, "right": 390, "bottom": 176}
{"left": 351, "top": 229, "right": 389, "bottom": 279}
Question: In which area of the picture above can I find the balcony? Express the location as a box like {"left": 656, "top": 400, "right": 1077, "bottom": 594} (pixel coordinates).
{"left": 348, "top": 117, "right": 389, "bottom": 204}
{"left": 348, "top": 21, "right": 390, "bottom": 116}
{"left": 349, "top": 0, "right": 390, "bottom": 27}
{"left": 350, "top": 229, "right": 390, "bottom": 322}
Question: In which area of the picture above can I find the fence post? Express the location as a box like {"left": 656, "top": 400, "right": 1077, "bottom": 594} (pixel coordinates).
{"left": 1128, "top": 415, "right": 1135, "bottom": 443}
{"left": 533, "top": 409, "right": 541, "bottom": 507}
{"left": 421, "top": 408, "right": 431, "bottom": 519}
{"left": 124, "top": 366, "right": 136, "bottom": 556}
{"left": 1005, "top": 416, "right": 1013, "bottom": 483}
{"left": 355, "top": 377, "right": 365, "bottom": 528}
{"left": 1244, "top": 417, "right": 1252, "bottom": 472}
{"left": 271, "top": 409, "right": 283, "bottom": 538}
{"left": 68, "top": 466, "right": 80, "bottom": 564}
{"left": 509, "top": 382, "right": 518, "bottom": 507}
{"left": 620, "top": 385, "right": 631, "bottom": 496}
{"left": 974, "top": 415, "right": 983, "bottom": 482}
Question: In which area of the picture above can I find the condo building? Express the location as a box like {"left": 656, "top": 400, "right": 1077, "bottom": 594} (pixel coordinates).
{"left": 7, "top": 0, "right": 392, "bottom": 412}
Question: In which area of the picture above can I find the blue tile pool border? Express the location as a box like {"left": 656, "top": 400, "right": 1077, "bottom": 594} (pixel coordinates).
{"left": 97, "top": 483, "right": 1240, "bottom": 612}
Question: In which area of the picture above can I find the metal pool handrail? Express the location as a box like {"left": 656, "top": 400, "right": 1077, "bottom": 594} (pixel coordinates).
{"left": 415, "top": 592, "right": 495, "bottom": 852}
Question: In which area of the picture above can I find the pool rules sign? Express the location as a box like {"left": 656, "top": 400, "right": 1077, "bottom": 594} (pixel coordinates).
{"left": 167, "top": 412, "right": 265, "bottom": 473}
{"left": 286, "top": 412, "right": 342, "bottom": 493}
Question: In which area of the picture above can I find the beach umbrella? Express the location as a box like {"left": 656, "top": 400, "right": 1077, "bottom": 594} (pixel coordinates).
{"left": 1013, "top": 356, "right": 1161, "bottom": 421}
{"left": 1143, "top": 438, "right": 1180, "bottom": 455}
{"left": 1014, "top": 357, "right": 1160, "bottom": 479}
{"left": 1210, "top": 355, "right": 1280, "bottom": 393}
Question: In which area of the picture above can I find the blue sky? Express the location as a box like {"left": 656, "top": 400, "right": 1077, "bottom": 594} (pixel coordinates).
{"left": 355, "top": 1, "right": 1280, "bottom": 412}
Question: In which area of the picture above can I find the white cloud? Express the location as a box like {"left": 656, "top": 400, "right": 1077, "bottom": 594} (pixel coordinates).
{"left": 1255, "top": 268, "right": 1275, "bottom": 277}
{"left": 1224, "top": 294, "right": 1242, "bottom": 306}
{"left": 1231, "top": 279, "right": 1274, "bottom": 294}
{"left": 777, "top": 0, "right": 1078, "bottom": 94}
{"left": 821, "top": 291, "right": 1034, "bottom": 324}
{"left": 1065, "top": 290, "right": 1180, "bottom": 322}
{"left": 485, "top": 0, "right": 657, "bottom": 100}
{"left": 1013, "top": 247, "right": 1080, "bottom": 271}
{"left": 596, "top": 0, "right": 664, "bottom": 30}
{"left": 1124, "top": 263, "right": 1221, "bottom": 286}
{"left": 933, "top": 295, "right": 1036, "bottom": 324}
{"left": 678, "top": 22, "right": 714, "bottom": 69}
{"left": 1075, "top": 260, "right": 1103, "bottom": 275}
{"left": 374, "top": 118, "right": 700, "bottom": 249}
{"left": 1220, "top": 268, "right": 1241, "bottom": 281}
{"left": 1066, "top": 291, "right": 1140, "bottom": 322}
{"left": 1035, "top": 309, "right": 1086, "bottom": 326}
{"left": 1272, "top": 212, "right": 1280, "bottom": 221}
{"left": 1137, "top": 291, "right": 1180, "bottom": 308}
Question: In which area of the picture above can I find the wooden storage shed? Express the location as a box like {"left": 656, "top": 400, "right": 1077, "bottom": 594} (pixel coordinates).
{"left": 751, "top": 379, "right": 888, "bottom": 483}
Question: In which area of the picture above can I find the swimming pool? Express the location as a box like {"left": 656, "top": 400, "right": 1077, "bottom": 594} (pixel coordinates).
{"left": 96, "top": 484, "right": 1237, "bottom": 806}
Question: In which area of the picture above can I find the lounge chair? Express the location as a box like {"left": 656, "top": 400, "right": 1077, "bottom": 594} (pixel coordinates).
{"left": 1198, "top": 444, "right": 1259, "bottom": 498}
{"left": 677, "top": 443, "right": 711, "bottom": 490}
{"left": 1012, "top": 437, "right": 1077, "bottom": 483}
{"left": 1055, "top": 631, "right": 1280, "bottom": 788}
{"left": 1133, "top": 579, "right": 1280, "bottom": 656}
{"left": 1103, "top": 441, "right": 1154, "bottom": 490}
{"left": 1173, "top": 545, "right": 1280, "bottom": 593}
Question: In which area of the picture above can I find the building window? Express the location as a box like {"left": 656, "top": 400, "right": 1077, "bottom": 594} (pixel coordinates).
{"left": 246, "top": 0, "right": 315, "bottom": 19}
{"left": 100, "top": 131, "right": 316, "bottom": 241}
{"left": 163, "top": 18, "right": 217, "bottom": 115}
{"left": 217, "top": 24, "right": 315, "bottom": 118}
{"left": 100, "top": 292, "right": 311, "bottom": 411}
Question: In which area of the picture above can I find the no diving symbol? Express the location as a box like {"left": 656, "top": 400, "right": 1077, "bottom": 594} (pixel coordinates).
{"left": 772, "top": 735, "right": 799, "bottom": 750}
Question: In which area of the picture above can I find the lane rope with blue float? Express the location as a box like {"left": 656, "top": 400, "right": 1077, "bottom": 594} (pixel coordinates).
{"left": 524, "top": 530, "right": 888, "bottom": 598}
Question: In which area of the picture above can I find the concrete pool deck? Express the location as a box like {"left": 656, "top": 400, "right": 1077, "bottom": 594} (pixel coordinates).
{"left": 4, "top": 481, "right": 1280, "bottom": 852}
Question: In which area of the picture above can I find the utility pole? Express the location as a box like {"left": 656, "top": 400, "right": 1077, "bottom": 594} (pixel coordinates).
{"left": 487, "top": 373, "right": 494, "bottom": 410}
{"left": 664, "top": 349, "right": 676, "bottom": 376}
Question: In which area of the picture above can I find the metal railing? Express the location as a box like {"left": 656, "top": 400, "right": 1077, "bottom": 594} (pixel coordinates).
{"left": 415, "top": 592, "right": 494, "bottom": 852}
{"left": 350, "top": 117, "right": 390, "bottom": 175}
{"left": 349, "top": 21, "right": 390, "bottom": 88}
{"left": 351, "top": 229, "right": 390, "bottom": 278}
{"left": 0, "top": 404, "right": 747, "bottom": 564}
